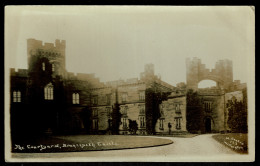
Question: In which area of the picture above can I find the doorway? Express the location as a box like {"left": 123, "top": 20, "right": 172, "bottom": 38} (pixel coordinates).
{"left": 205, "top": 118, "right": 211, "bottom": 133}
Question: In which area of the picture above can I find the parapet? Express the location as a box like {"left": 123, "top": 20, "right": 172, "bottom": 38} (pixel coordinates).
{"left": 197, "top": 88, "right": 224, "bottom": 95}
{"left": 10, "top": 68, "right": 28, "bottom": 77}
{"left": 55, "top": 39, "right": 66, "bottom": 48}
{"left": 27, "top": 38, "right": 66, "bottom": 51}
{"left": 67, "top": 72, "right": 105, "bottom": 88}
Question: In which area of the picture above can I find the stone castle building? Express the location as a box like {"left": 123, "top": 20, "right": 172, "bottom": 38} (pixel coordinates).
{"left": 10, "top": 39, "right": 247, "bottom": 137}
{"left": 10, "top": 39, "right": 188, "bottom": 136}
{"left": 185, "top": 57, "right": 247, "bottom": 133}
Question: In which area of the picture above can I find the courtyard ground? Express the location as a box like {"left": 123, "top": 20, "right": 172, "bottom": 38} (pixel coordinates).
{"left": 10, "top": 134, "right": 250, "bottom": 162}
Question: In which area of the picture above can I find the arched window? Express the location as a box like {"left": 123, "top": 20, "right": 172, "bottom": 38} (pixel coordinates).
{"left": 72, "top": 93, "right": 80, "bottom": 104}
{"left": 44, "top": 83, "right": 54, "bottom": 100}
{"left": 13, "top": 90, "right": 21, "bottom": 102}
{"left": 42, "top": 62, "right": 45, "bottom": 71}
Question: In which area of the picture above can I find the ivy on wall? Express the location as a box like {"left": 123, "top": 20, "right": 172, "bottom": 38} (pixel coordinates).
{"left": 145, "top": 87, "right": 170, "bottom": 135}
{"left": 186, "top": 89, "right": 203, "bottom": 133}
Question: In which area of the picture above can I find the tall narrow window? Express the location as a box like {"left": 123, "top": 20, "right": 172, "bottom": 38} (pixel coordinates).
{"left": 159, "top": 119, "right": 164, "bottom": 130}
{"left": 72, "top": 93, "right": 80, "bottom": 104}
{"left": 92, "top": 108, "right": 98, "bottom": 117}
{"left": 106, "top": 107, "right": 112, "bottom": 117}
{"left": 44, "top": 83, "right": 54, "bottom": 100}
{"left": 52, "top": 63, "right": 55, "bottom": 72}
{"left": 175, "top": 118, "right": 182, "bottom": 130}
{"left": 92, "top": 95, "right": 98, "bottom": 105}
{"left": 122, "top": 118, "right": 128, "bottom": 129}
{"left": 175, "top": 104, "right": 181, "bottom": 114}
{"left": 139, "top": 91, "right": 145, "bottom": 101}
{"left": 121, "top": 106, "right": 128, "bottom": 115}
{"left": 140, "top": 116, "right": 145, "bottom": 128}
{"left": 122, "top": 93, "right": 127, "bottom": 102}
{"left": 42, "top": 62, "right": 45, "bottom": 71}
{"left": 204, "top": 101, "right": 212, "bottom": 112}
{"left": 13, "top": 90, "right": 21, "bottom": 102}
{"left": 106, "top": 94, "right": 111, "bottom": 105}
{"left": 139, "top": 105, "right": 145, "bottom": 115}
{"left": 93, "top": 119, "right": 98, "bottom": 130}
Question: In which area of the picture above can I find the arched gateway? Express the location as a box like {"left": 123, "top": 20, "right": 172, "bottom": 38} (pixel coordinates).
{"left": 186, "top": 58, "right": 233, "bottom": 90}
{"left": 186, "top": 58, "right": 234, "bottom": 133}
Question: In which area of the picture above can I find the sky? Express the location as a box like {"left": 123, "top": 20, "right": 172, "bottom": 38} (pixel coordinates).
{"left": 5, "top": 6, "right": 255, "bottom": 87}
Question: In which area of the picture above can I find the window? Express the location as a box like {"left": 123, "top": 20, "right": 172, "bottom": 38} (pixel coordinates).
{"left": 44, "top": 83, "right": 53, "bottom": 100}
{"left": 175, "top": 104, "right": 181, "bottom": 114}
{"left": 175, "top": 118, "right": 182, "bottom": 130}
{"left": 42, "top": 62, "right": 45, "bottom": 71}
{"left": 92, "top": 96, "right": 98, "bottom": 105}
{"left": 160, "top": 109, "right": 164, "bottom": 117}
{"left": 93, "top": 119, "right": 98, "bottom": 130}
{"left": 106, "top": 107, "right": 112, "bottom": 117}
{"left": 52, "top": 64, "right": 55, "bottom": 72}
{"left": 139, "top": 91, "right": 145, "bottom": 101}
{"left": 72, "top": 93, "right": 80, "bottom": 104}
{"left": 140, "top": 116, "right": 145, "bottom": 128}
{"left": 139, "top": 105, "right": 145, "bottom": 115}
{"left": 204, "top": 101, "right": 212, "bottom": 112}
{"left": 159, "top": 119, "right": 164, "bottom": 130}
{"left": 122, "top": 118, "right": 128, "bottom": 129}
{"left": 106, "top": 94, "right": 111, "bottom": 105}
{"left": 108, "top": 119, "right": 112, "bottom": 129}
{"left": 13, "top": 90, "right": 21, "bottom": 102}
{"left": 122, "top": 93, "right": 127, "bottom": 102}
{"left": 121, "top": 106, "right": 128, "bottom": 115}
{"left": 92, "top": 108, "right": 98, "bottom": 117}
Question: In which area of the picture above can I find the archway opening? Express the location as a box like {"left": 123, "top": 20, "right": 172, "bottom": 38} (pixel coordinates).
{"left": 198, "top": 80, "right": 217, "bottom": 89}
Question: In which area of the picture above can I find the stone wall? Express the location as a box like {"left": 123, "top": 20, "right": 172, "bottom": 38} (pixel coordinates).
{"left": 117, "top": 83, "right": 146, "bottom": 104}
{"left": 119, "top": 103, "right": 146, "bottom": 134}
{"left": 155, "top": 95, "right": 187, "bottom": 134}
{"left": 199, "top": 95, "right": 225, "bottom": 133}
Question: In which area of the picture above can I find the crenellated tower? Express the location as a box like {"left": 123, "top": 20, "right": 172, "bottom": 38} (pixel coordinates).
{"left": 27, "top": 39, "right": 66, "bottom": 77}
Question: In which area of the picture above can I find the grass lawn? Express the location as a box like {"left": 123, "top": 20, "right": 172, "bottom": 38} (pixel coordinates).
{"left": 212, "top": 133, "right": 248, "bottom": 154}
{"left": 12, "top": 135, "right": 173, "bottom": 153}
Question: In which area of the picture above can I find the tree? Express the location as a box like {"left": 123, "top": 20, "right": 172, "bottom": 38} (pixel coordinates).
{"left": 226, "top": 91, "right": 248, "bottom": 133}
{"left": 111, "top": 102, "right": 121, "bottom": 135}
{"left": 145, "top": 87, "right": 170, "bottom": 135}
{"left": 128, "top": 120, "right": 138, "bottom": 135}
{"left": 186, "top": 89, "right": 203, "bottom": 133}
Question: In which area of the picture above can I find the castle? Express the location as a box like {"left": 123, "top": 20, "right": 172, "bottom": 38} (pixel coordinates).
{"left": 10, "top": 39, "right": 247, "bottom": 137}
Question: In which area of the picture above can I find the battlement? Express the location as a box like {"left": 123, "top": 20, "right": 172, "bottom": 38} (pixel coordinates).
{"left": 10, "top": 68, "right": 28, "bottom": 77}
{"left": 186, "top": 57, "right": 233, "bottom": 90}
{"left": 27, "top": 38, "right": 66, "bottom": 50}
{"left": 105, "top": 78, "right": 142, "bottom": 87}
{"left": 67, "top": 72, "right": 105, "bottom": 87}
